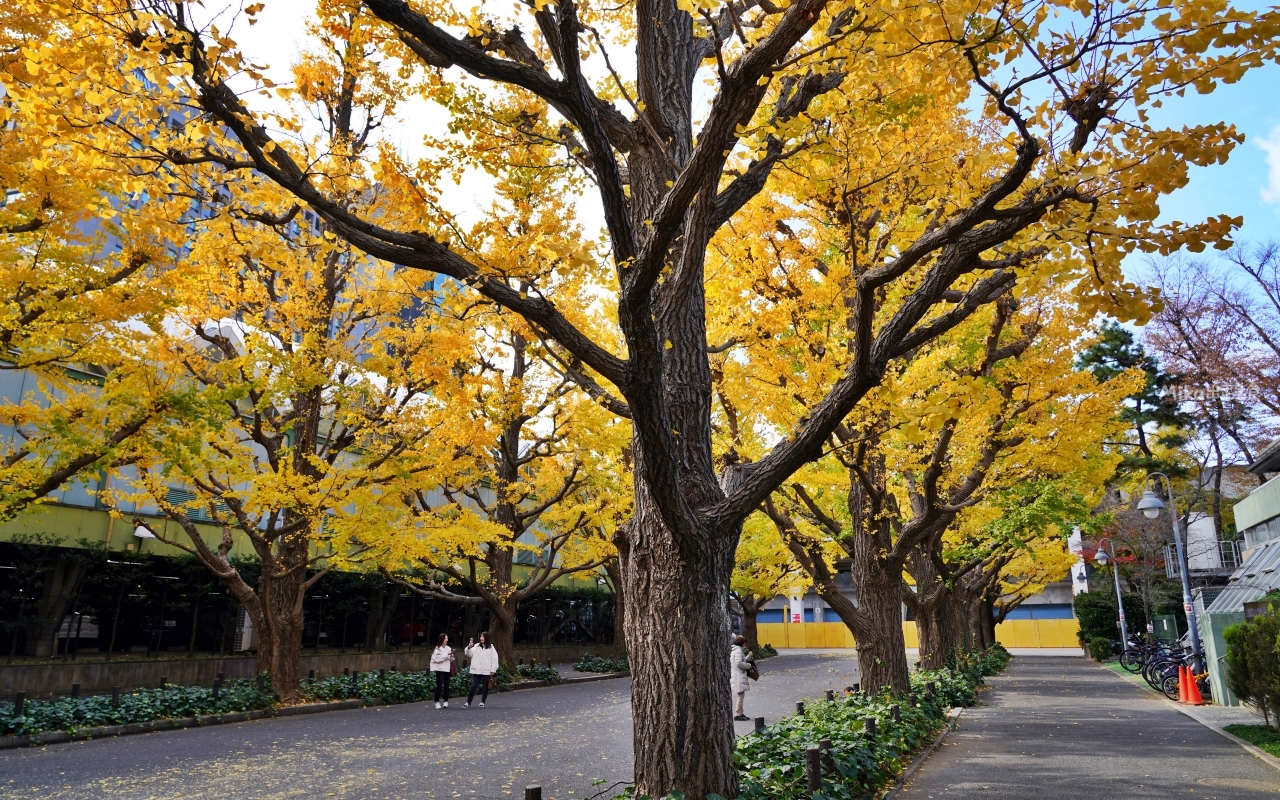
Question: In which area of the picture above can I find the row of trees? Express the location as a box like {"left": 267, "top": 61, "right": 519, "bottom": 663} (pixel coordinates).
{"left": 3, "top": 0, "right": 1278, "bottom": 796}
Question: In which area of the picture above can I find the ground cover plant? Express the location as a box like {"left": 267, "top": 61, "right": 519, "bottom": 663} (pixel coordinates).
{"left": 1224, "top": 724, "right": 1280, "bottom": 757}
{"left": 733, "top": 646, "right": 1011, "bottom": 800}
{"left": 0, "top": 679, "right": 276, "bottom": 736}
{"left": 749, "top": 645, "right": 779, "bottom": 661}
{"left": 575, "top": 654, "right": 631, "bottom": 673}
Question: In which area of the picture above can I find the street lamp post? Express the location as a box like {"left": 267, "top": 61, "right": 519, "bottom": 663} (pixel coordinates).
{"left": 1092, "top": 538, "right": 1130, "bottom": 648}
{"left": 1136, "top": 473, "right": 1204, "bottom": 673}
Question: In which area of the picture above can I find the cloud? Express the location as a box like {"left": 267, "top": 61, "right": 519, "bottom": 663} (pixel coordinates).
{"left": 1261, "top": 123, "right": 1280, "bottom": 206}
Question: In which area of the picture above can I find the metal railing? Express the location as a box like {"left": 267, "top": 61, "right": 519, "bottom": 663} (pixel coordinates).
{"left": 1165, "top": 540, "right": 1243, "bottom": 577}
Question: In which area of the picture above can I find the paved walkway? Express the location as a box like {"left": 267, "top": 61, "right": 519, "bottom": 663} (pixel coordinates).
{"left": 899, "top": 656, "right": 1280, "bottom": 800}
{"left": 0, "top": 652, "right": 857, "bottom": 800}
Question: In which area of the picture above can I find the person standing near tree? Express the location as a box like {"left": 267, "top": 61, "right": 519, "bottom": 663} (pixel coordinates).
{"left": 464, "top": 631, "right": 499, "bottom": 708}
{"left": 730, "top": 635, "right": 752, "bottom": 721}
{"left": 430, "top": 633, "right": 455, "bottom": 709}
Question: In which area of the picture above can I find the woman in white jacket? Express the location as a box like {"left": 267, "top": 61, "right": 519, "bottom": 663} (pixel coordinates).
{"left": 730, "top": 635, "right": 752, "bottom": 721}
{"left": 464, "top": 631, "right": 500, "bottom": 708}
{"left": 429, "top": 634, "right": 455, "bottom": 709}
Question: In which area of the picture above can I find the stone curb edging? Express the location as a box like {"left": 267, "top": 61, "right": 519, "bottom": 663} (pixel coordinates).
{"left": 0, "top": 671, "right": 629, "bottom": 750}
{"left": 881, "top": 706, "right": 965, "bottom": 800}
{"left": 1094, "top": 661, "right": 1280, "bottom": 775}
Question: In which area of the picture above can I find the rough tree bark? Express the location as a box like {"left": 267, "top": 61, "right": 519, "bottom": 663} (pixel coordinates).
{"left": 736, "top": 594, "right": 765, "bottom": 650}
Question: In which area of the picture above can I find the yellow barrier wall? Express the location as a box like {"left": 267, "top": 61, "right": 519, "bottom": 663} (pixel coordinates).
{"left": 757, "top": 619, "right": 1079, "bottom": 649}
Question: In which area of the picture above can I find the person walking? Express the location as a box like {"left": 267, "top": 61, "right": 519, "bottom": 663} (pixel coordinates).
{"left": 464, "top": 631, "right": 499, "bottom": 708}
{"left": 430, "top": 633, "right": 455, "bottom": 709}
{"left": 730, "top": 634, "right": 753, "bottom": 721}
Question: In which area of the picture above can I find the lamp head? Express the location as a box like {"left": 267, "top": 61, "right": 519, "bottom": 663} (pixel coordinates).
{"left": 1136, "top": 489, "right": 1164, "bottom": 520}
{"left": 1094, "top": 548, "right": 1109, "bottom": 566}
{"left": 133, "top": 525, "right": 155, "bottom": 539}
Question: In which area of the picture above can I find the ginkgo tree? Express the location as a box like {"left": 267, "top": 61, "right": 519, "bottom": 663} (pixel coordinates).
{"left": 761, "top": 290, "right": 1136, "bottom": 692}
{"left": 0, "top": 6, "right": 186, "bottom": 521}
{"left": 380, "top": 313, "right": 627, "bottom": 668}
{"left": 22, "top": 0, "right": 1280, "bottom": 793}
{"left": 105, "top": 5, "right": 478, "bottom": 701}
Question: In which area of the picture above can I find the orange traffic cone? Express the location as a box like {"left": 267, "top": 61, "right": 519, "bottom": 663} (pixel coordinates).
{"left": 1187, "top": 671, "right": 1206, "bottom": 705}
{"left": 1178, "top": 666, "right": 1190, "bottom": 703}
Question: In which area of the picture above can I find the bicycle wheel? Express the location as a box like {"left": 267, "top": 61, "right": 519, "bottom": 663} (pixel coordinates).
{"left": 1120, "top": 649, "right": 1144, "bottom": 673}
{"left": 1161, "top": 673, "right": 1181, "bottom": 700}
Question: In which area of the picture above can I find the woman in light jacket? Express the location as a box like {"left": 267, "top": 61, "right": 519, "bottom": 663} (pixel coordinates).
{"left": 430, "top": 633, "right": 455, "bottom": 709}
{"left": 730, "top": 634, "right": 752, "bottom": 721}
{"left": 464, "top": 631, "right": 500, "bottom": 708}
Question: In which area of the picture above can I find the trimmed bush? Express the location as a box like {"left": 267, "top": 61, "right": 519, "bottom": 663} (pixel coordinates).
{"left": 749, "top": 644, "right": 779, "bottom": 660}
{"left": 731, "top": 644, "right": 1012, "bottom": 800}
{"left": 575, "top": 654, "right": 630, "bottom": 673}
{"left": 1088, "top": 637, "right": 1113, "bottom": 661}
{"left": 513, "top": 663, "right": 564, "bottom": 684}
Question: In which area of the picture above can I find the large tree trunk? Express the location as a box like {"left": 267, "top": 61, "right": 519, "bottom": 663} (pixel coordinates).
{"left": 738, "top": 595, "right": 762, "bottom": 651}
{"left": 915, "top": 594, "right": 960, "bottom": 670}
{"left": 816, "top": 564, "right": 910, "bottom": 696}
{"left": 618, "top": 498, "right": 740, "bottom": 800}
{"left": 487, "top": 596, "right": 518, "bottom": 668}
{"left": 255, "top": 538, "right": 307, "bottom": 702}
{"left": 23, "top": 555, "right": 85, "bottom": 658}
{"left": 605, "top": 559, "right": 626, "bottom": 653}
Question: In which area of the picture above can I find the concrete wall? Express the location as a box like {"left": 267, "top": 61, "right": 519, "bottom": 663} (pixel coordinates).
{"left": 757, "top": 619, "right": 1082, "bottom": 650}
{"left": 0, "top": 644, "right": 621, "bottom": 699}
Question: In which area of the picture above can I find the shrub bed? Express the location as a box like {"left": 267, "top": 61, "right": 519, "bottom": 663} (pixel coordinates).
{"left": 513, "top": 662, "right": 564, "bottom": 684}
{"left": 731, "top": 645, "right": 1011, "bottom": 800}
{"left": 575, "top": 654, "right": 630, "bottom": 673}
{"left": 301, "top": 667, "right": 514, "bottom": 703}
{"left": 0, "top": 665, "right": 534, "bottom": 737}
{"left": 0, "top": 679, "right": 276, "bottom": 736}
{"left": 749, "top": 644, "right": 779, "bottom": 660}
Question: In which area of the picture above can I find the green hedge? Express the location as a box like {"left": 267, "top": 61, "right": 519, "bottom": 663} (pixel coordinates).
{"left": 575, "top": 654, "right": 630, "bottom": 673}
{"left": 749, "top": 644, "right": 779, "bottom": 660}
{"left": 732, "top": 646, "right": 1009, "bottom": 800}
{"left": 0, "top": 679, "right": 276, "bottom": 736}
{"left": 301, "top": 667, "right": 517, "bottom": 703}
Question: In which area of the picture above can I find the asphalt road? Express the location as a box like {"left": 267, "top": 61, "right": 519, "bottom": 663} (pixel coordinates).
{"left": 0, "top": 652, "right": 859, "bottom": 800}
{"left": 898, "top": 656, "right": 1280, "bottom": 800}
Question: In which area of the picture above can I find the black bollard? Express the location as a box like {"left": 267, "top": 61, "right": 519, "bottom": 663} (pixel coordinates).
{"left": 519, "top": 658, "right": 525, "bottom": 666}
{"left": 213, "top": 680, "right": 222, "bottom": 700}
{"left": 853, "top": 682, "right": 861, "bottom": 693}
{"left": 754, "top": 716, "right": 765, "bottom": 732}
{"left": 160, "top": 676, "right": 167, "bottom": 689}
{"left": 13, "top": 692, "right": 24, "bottom": 716}
{"left": 379, "top": 669, "right": 386, "bottom": 680}
{"left": 820, "top": 738, "right": 835, "bottom": 773}
{"left": 892, "top": 704, "right": 901, "bottom": 723}
{"left": 825, "top": 689, "right": 835, "bottom": 702}
{"left": 217, "top": 672, "right": 224, "bottom": 681}
{"left": 71, "top": 683, "right": 80, "bottom": 699}
{"left": 926, "top": 681, "right": 936, "bottom": 696}
{"left": 546, "top": 659, "right": 552, "bottom": 670}
{"left": 309, "top": 669, "right": 315, "bottom": 681}
{"left": 391, "top": 666, "right": 397, "bottom": 673}
{"left": 524, "top": 786, "right": 542, "bottom": 800}
{"left": 257, "top": 674, "right": 266, "bottom": 692}
{"left": 344, "top": 667, "right": 350, "bottom": 676}
{"left": 796, "top": 701, "right": 805, "bottom": 715}
{"left": 805, "top": 745, "right": 822, "bottom": 791}
{"left": 111, "top": 686, "right": 120, "bottom": 708}
{"left": 865, "top": 717, "right": 877, "bottom": 739}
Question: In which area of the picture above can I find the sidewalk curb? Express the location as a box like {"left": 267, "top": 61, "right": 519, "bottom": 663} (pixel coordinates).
{"left": 881, "top": 706, "right": 964, "bottom": 800}
{"left": 1095, "top": 661, "right": 1280, "bottom": 774}
{"left": 0, "top": 672, "right": 629, "bottom": 750}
